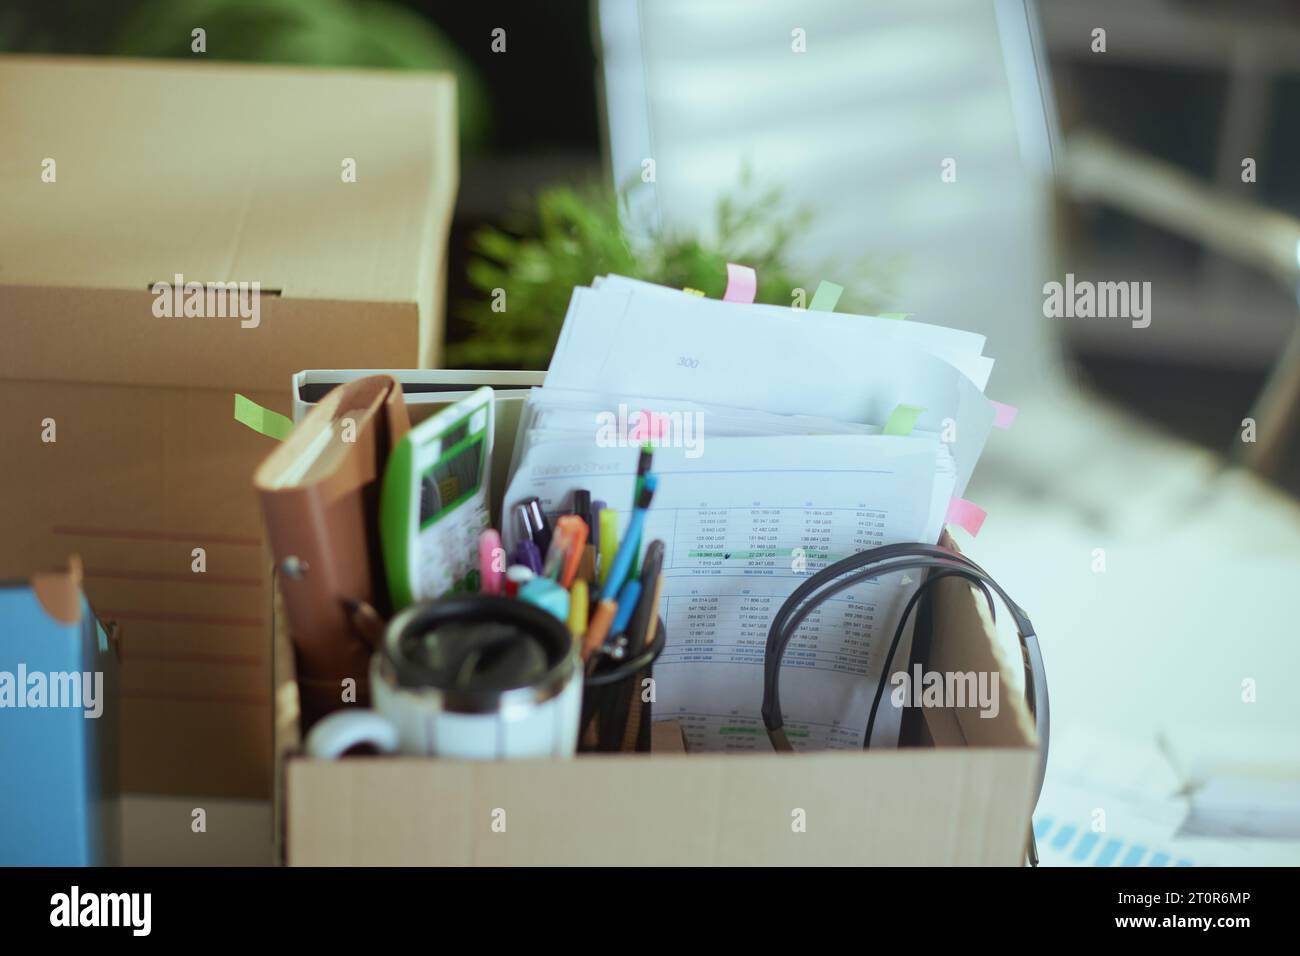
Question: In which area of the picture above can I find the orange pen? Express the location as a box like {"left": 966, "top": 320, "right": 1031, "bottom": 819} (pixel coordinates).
{"left": 581, "top": 598, "right": 618, "bottom": 662}
{"left": 555, "top": 515, "right": 589, "bottom": 589}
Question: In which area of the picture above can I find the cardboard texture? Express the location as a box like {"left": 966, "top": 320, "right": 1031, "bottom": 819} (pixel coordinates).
{"left": 275, "top": 551, "right": 1040, "bottom": 865}
{"left": 0, "top": 56, "right": 458, "bottom": 798}
{"left": 650, "top": 719, "right": 688, "bottom": 754}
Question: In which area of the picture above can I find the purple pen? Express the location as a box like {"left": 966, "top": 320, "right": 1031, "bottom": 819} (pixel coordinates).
{"left": 512, "top": 539, "right": 544, "bottom": 575}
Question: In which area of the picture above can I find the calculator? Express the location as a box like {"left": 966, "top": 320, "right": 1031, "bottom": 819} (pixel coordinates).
{"left": 380, "top": 387, "right": 494, "bottom": 610}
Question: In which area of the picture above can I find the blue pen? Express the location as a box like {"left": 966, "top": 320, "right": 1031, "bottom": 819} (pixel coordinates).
{"left": 610, "top": 579, "right": 642, "bottom": 636}
{"left": 600, "top": 474, "right": 658, "bottom": 602}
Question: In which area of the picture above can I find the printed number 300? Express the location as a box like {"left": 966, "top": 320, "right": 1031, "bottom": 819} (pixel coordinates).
{"left": 678, "top": 356, "right": 700, "bottom": 368}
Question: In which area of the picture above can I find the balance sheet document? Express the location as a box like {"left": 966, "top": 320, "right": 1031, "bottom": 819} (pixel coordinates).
{"left": 503, "top": 434, "right": 952, "bottom": 752}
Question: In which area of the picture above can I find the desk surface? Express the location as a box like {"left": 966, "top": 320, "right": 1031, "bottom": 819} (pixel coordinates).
{"left": 972, "top": 385, "right": 1300, "bottom": 865}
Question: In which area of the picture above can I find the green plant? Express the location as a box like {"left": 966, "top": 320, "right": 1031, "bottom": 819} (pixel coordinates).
{"left": 452, "top": 177, "right": 892, "bottom": 369}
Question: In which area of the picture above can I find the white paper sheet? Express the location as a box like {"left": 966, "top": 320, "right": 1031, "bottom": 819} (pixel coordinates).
{"left": 1034, "top": 729, "right": 1300, "bottom": 866}
{"left": 503, "top": 434, "right": 952, "bottom": 751}
{"left": 547, "top": 284, "right": 994, "bottom": 494}
{"left": 591, "top": 275, "right": 995, "bottom": 389}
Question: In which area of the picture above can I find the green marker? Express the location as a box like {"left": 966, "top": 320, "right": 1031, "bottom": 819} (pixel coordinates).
{"left": 598, "top": 508, "right": 620, "bottom": 587}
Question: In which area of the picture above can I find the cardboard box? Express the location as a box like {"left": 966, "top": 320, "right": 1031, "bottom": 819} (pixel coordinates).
{"left": 0, "top": 56, "right": 457, "bottom": 798}
{"left": 274, "top": 541, "right": 1041, "bottom": 865}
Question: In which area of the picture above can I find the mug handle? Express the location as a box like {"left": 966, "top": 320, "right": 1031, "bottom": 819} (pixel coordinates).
{"left": 305, "top": 709, "right": 400, "bottom": 759}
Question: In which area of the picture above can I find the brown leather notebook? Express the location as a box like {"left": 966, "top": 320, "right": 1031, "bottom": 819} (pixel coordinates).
{"left": 254, "top": 375, "right": 410, "bottom": 730}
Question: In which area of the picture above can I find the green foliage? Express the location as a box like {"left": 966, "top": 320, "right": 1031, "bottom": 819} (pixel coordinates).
{"left": 452, "top": 178, "right": 891, "bottom": 369}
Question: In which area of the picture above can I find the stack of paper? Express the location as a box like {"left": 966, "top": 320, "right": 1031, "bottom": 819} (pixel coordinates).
{"left": 1034, "top": 729, "right": 1300, "bottom": 866}
{"left": 503, "top": 275, "right": 1000, "bottom": 752}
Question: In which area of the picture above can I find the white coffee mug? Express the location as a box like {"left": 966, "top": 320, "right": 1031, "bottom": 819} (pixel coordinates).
{"left": 306, "top": 596, "right": 582, "bottom": 760}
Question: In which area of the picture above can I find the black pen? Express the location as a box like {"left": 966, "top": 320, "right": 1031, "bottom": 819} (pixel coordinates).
{"left": 629, "top": 446, "right": 654, "bottom": 578}
{"left": 572, "top": 489, "right": 592, "bottom": 527}
{"left": 627, "top": 539, "right": 664, "bottom": 655}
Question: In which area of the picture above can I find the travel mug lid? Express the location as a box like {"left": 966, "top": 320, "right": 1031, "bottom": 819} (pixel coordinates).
{"left": 381, "top": 595, "right": 578, "bottom": 714}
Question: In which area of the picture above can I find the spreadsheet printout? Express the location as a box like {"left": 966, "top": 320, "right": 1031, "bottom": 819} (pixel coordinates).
{"left": 503, "top": 434, "right": 951, "bottom": 751}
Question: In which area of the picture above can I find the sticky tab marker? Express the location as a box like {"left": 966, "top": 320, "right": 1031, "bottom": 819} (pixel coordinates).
{"left": 883, "top": 404, "right": 925, "bottom": 436}
{"left": 946, "top": 497, "right": 986, "bottom": 536}
{"left": 990, "top": 400, "right": 1019, "bottom": 429}
{"left": 723, "top": 262, "right": 757, "bottom": 304}
{"left": 877, "top": 312, "right": 912, "bottom": 321}
{"left": 646, "top": 410, "right": 670, "bottom": 441}
{"left": 234, "top": 393, "right": 294, "bottom": 441}
{"left": 629, "top": 409, "right": 670, "bottom": 442}
{"left": 809, "top": 280, "right": 844, "bottom": 312}
{"left": 682, "top": 287, "right": 705, "bottom": 296}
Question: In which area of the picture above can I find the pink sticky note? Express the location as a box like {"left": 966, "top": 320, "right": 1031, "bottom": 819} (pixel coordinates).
{"left": 647, "top": 411, "right": 669, "bottom": 440}
{"left": 723, "top": 262, "right": 757, "bottom": 304}
{"left": 945, "top": 497, "right": 987, "bottom": 536}
{"left": 990, "top": 400, "right": 1018, "bottom": 429}
{"left": 630, "top": 409, "right": 670, "bottom": 442}
{"left": 629, "top": 411, "right": 649, "bottom": 442}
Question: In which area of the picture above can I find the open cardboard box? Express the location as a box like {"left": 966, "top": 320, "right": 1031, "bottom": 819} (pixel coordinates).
{"left": 0, "top": 56, "right": 456, "bottom": 798}
{"left": 273, "top": 533, "right": 1040, "bottom": 864}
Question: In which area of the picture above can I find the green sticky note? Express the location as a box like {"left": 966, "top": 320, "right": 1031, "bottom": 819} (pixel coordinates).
{"left": 808, "top": 280, "right": 844, "bottom": 312}
{"left": 883, "top": 404, "right": 925, "bottom": 436}
{"left": 878, "top": 311, "right": 912, "bottom": 321}
{"left": 234, "top": 393, "right": 294, "bottom": 441}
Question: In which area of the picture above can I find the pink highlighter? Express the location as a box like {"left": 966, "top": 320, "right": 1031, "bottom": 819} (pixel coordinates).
{"left": 479, "top": 528, "right": 504, "bottom": 595}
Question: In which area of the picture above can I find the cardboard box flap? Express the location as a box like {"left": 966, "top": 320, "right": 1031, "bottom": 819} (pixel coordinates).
{"left": 925, "top": 569, "right": 1038, "bottom": 749}
{"left": 288, "top": 746, "right": 1037, "bottom": 866}
{"left": 0, "top": 56, "right": 455, "bottom": 304}
{"left": 29, "top": 554, "right": 85, "bottom": 625}
{"left": 0, "top": 286, "right": 420, "bottom": 392}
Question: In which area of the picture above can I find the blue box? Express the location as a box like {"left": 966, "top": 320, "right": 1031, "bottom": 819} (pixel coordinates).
{"left": 0, "top": 559, "right": 119, "bottom": 865}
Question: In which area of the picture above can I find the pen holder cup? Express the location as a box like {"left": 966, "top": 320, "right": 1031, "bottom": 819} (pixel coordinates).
{"left": 579, "top": 617, "right": 666, "bottom": 753}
